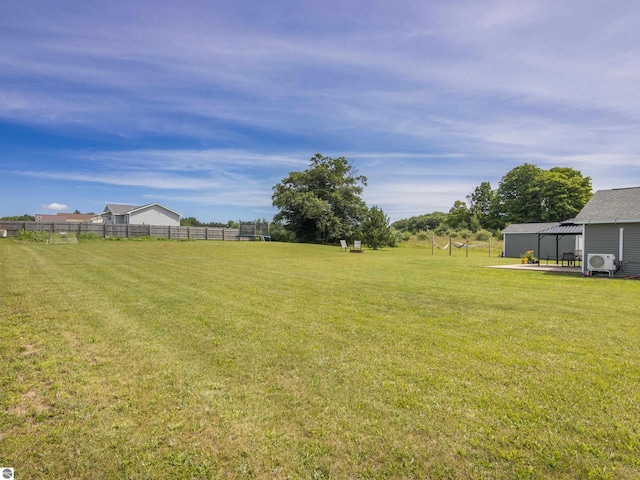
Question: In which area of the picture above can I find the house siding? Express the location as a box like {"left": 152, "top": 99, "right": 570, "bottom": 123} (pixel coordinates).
{"left": 130, "top": 207, "right": 180, "bottom": 226}
{"left": 584, "top": 223, "right": 640, "bottom": 276}
{"left": 504, "top": 234, "right": 574, "bottom": 259}
{"left": 504, "top": 234, "right": 536, "bottom": 258}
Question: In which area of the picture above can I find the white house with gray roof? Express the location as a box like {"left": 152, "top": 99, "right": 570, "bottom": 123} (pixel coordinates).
{"left": 574, "top": 187, "right": 640, "bottom": 276}
{"left": 100, "top": 203, "right": 181, "bottom": 226}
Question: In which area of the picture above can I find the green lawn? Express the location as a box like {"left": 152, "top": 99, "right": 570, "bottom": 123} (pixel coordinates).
{"left": 1, "top": 239, "right": 639, "bottom": 479}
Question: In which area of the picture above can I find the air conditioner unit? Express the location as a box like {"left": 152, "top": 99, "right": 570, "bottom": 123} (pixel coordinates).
{"left": 587, "top": 253, "right": 616, "bottom": 274}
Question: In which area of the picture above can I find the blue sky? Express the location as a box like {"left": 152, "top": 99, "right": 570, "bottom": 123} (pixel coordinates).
{"left": 2, "top": 1, "right": 639, "bottom": 222}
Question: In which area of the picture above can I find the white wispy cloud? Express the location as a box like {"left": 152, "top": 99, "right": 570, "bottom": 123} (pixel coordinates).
{"left": 2, "top": 0, "right": 640, "bottom": 221}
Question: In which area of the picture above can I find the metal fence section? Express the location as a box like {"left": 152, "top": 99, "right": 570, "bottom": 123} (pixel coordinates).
{"left": 0, "top": 222, "right": 240, "bottom": 241}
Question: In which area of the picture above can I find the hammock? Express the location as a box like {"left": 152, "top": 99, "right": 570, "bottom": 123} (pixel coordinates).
{"left": 454, "top": 241, "right": 481, "bottom": 249}
{"left": 434, "top": 240, "right": 450, "bottom": 250}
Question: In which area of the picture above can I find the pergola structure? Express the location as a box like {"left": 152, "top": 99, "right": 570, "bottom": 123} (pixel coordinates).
{"left": 536, "top": 223, "right": 582, "bottom": 264}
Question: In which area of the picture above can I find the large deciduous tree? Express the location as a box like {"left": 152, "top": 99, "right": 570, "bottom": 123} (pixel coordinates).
{"left": 272, "top": 153, "right": 368, "bottom": 243}
{"left": 495, "top": 163, "right": 546, "bottom": 224}
{"left": 494, "top": 163, "right": 592, "bottom": 225}
{"left": 543, "top": 167, "right": 593, "bottom": 221}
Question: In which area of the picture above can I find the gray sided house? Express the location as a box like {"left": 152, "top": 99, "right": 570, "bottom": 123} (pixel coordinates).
{"left": 502, "top": 222, "right": 579, "bottom": 260}
{"left": 574, "top": 187, "right": 640, "bottom": 277}
{"left": 100, "top": 203, "right": 181, "bottom": 226}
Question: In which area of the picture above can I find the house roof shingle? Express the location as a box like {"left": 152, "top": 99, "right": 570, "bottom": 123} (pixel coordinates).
{"left": 574, "top": 187, "right": 640, "bottom": 224}
{"left": 103, "top": 204, "right": 139, "bottom": 215}
{"left": 502, "top": 222, "right": 559, "bottom": 234}
{"left": 101, "top": 203, "right": 181, "bottom": 218}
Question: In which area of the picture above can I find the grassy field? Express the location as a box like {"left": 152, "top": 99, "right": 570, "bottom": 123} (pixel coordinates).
{"left": 1, "top": 238, "right": 639, "bottom": 479}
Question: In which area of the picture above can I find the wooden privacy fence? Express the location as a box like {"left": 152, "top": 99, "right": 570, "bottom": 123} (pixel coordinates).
{"left": 0, "top": 222, "right": 241, "bottom": 241}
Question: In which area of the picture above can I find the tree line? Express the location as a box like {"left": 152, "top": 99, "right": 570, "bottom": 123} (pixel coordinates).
{"left": 393, "top": 163, "right": 592, "bottom": 235}
{"left": 179, "top": 218, "right": 242, "bottom": 228}
{"left": 270, "top": 155, "right": 593, "bottom": 247}
{"left": 2, "top": 157, "right": 593, "bottom": 249}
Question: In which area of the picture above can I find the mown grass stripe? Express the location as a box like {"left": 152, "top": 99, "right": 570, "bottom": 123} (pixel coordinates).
{"left": 1, "top": 239, "right": 639, "bottom": 479}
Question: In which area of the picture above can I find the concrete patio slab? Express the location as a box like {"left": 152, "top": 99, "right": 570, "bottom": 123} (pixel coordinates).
{"left": 488, "top": 264, "right": 582, "bottom": 273}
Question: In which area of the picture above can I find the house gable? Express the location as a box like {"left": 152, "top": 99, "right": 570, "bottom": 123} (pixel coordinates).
{"left": 128, "top": 203, "right": 181, "bottom": 226}
{"left": 100, "top": 203, "right": 181, "bottom": 226}
{"left": 129, "top": 203, "right": 181, "bottom": 218}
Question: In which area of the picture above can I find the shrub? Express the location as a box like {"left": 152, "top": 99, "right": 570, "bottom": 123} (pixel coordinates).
{"left": 474, "top": 229, "right": 493, "bottom": 241}
{"left": 268, "top": 222, "right": 296, "bottom": 242}
{"left": 456, "top": 229, "right": 473, "bottom": 241}
{"left": 416, "top": 231, "right": 429, "bottom": 241}
{"left": 18, "top": 230, "right": 48, "bottom": 242}
{"left": 78, "top": 233, "right": 103, "bottom": 242}
{"left": 434, "top": 223, "right": 451, "bottom": 237}
{"left": 130, "top": 236, "right": 163, "bottom": 241}
{"left": 385, "top": 228, "right": 404, "bottom": 247}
